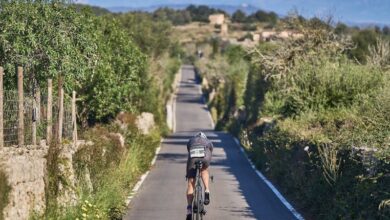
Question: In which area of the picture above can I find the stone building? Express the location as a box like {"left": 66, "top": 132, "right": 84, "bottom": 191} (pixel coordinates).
{"left": 209, "top": 14, "right": 225, "bottom": 25}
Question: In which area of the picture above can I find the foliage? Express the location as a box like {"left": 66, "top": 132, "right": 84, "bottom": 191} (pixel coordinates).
{"left": 73, "top": 4, "right": 111, "bottom": 16}
{"left": 383, "top": 26, "right": 390, "bottom": 36}
{"left": 186, "top": 5, "right": 226, "bottom": 22}
{"left": 334, "top": 22, "right": 349, "bottom": 35}
{"left": 232, "top": 10, "right": 246, "bottom": 23}
{"left": 46, "top": 117, "right": 161, "bottom": 219}
{"left": 247, "top": 19, "right": 390, "bottom": 219}
{"left": 0, "top": 0, "right": 98, "bottom": 89}
{"left": 79, "top": 15, "right": 147, "bottom": 123}
{"left": 115, "top": 12, "right": 172, "bottom": 58}
{"left": 350, "top": 29, "right": 379, "bottom": 63}
{"left": 0, "top": 169, "right": 11, "bottom": 220}
{"left": 247, "top": 10, "right": 278, "bottom": 25}
{"left": 153, "top": 7, "right": 192, "bottom": 25}
{"left": 197, "top": 15, "right": 390, "bottom": 219}
{"left": 367, "top": 37, "right": 390, "bottom": 69}
{"left": 196, "top": 44, "right": 249, "bottom": 131}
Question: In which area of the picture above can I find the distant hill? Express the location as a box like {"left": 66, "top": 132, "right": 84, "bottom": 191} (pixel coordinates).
{"left": 108, "top": 4, "right": 259, "bottom": 15}
{"left": 345, "top": 21, "right": 389, "bottom": 29}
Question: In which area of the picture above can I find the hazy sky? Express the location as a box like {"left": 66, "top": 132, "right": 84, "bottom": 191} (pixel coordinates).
{"left": 82, "top": 0, "right": 390, "bottom": 24}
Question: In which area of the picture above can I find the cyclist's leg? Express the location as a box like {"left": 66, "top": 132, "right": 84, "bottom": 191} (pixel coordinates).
{"left": 201, "top": 149, "right": 212, "bottom": 192}
{"left": 186, "top": 157, "right": 197, "bottom": 207}
{"left": 200, "top": 168, "right": 209, "bottom": 192}
{"left": 186, "top": 177, "right": 195, "bottom": 205}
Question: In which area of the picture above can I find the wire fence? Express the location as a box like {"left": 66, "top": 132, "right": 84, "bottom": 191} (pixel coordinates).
{"left": 2, "top": 90, "right": 74, "bottom": 147}
{"left": 1, "top": 66, "right": 76, "bottom": 148}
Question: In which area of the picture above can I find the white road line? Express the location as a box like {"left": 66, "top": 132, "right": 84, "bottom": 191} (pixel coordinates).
{"left": 198, "top": 67, "right": 302, "bottom": 219}
{"left": 173, "top": 93, "right": 177, "bottom": 133}
{"left": 126, "top": 69, "right": 183, "bottom": 205}
{"left": 126, "top": 143, "right": 162, "bottom": 205}
{"left": 233, "top": 138, "right": 305, "bottom": 220}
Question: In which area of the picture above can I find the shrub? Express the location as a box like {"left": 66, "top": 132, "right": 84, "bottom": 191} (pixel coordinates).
{"left": 0, "top": 169, "right": 11, "bottom": 220}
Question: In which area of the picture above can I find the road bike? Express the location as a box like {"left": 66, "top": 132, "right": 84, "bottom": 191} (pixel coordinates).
{"left": 192, "top": 160, "right": 206, "bottom": 220}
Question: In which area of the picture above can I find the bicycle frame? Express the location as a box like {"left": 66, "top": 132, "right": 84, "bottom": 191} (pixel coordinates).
{"left": 193, "top": 161, "right": 205, "bottom": 220}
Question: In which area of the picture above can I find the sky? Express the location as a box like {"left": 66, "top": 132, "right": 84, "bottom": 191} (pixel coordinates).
{"left": 81, "top": 0, "right": 390, "bottom": 25}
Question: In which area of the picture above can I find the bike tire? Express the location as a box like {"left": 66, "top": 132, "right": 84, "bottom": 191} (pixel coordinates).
{"left": 196, "top": 185, "right": 202, "bottom": 220}
{"left": 192, "top": 185, "right": 202, "bottom": 220}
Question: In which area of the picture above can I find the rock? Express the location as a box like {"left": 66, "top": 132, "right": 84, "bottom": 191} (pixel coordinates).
{"left": 0, "top": 145, "right": 48, "bottom": 220}
{"left": 56, "top": 144, "right": 78, "bottom": 207}
{"left": 115, "top": 112, "right": 136, "bottom": 131}
{"left": 135, "top": 112, "right": 155, "bottom": 135}
{"left": 108, "top": 133, "right": 125, "bottom": 149}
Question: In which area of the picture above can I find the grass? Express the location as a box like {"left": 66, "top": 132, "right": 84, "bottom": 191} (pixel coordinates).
{"left": 42, "top": 116, "right": 161, "bottom": 219}
{"left": 0, "top": 169, "right": 11, "bottom": 220}
{"left": 194, "top": 22, "right": 390, "bottom": 218}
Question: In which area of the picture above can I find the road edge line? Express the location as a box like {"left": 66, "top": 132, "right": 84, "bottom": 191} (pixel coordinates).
{"left": 126, "top": 67, "right": 183, "bottom": 206}
{"left": 233, "top": 137, "right": 305, "bottom": 220}
{"left": 125, "top": 142, "right": 162, "bottom": 205}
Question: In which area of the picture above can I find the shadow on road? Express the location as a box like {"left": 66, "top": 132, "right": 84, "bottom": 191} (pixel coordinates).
{"left": 159, "top": 131, "right": 278, "bottom": 219}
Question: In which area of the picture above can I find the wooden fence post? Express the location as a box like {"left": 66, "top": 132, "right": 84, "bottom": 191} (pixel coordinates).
{"left": 36, "top": 87, "right": 41, "bottom": 123}
{"left": 72, "top": 91, "right": 77, "bottom": 148}
{"left": 57, "top": 76, "right": 63, "bottom": 144}
{"left": 47, "top": 79, "right": 52, "bottom": 145}
{"left": 0, "top": 67, "right": 3, "bottom": 148}
{"left": 17, "top": 66, "right": 24, "bottom": 147}
{"left": 32, "top": 96, "right": 37, "bottom": 146}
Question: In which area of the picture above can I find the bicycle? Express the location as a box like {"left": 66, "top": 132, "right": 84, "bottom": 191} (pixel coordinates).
{"left": 192, "top": 160, "right": 206, "bottom": 220}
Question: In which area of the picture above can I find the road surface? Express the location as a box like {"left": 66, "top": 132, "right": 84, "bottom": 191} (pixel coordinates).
{"left": 125, "top": 65, "right": 299, "bottom": 220}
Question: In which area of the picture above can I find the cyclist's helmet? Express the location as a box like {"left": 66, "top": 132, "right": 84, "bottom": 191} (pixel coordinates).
{"left": 195, "top": 132, "right": 207, "bottom": 139}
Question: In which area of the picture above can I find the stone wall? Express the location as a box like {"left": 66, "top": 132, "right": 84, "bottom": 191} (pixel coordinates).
{"left": 0, "top": 143, "right": 48, "bottom": 220}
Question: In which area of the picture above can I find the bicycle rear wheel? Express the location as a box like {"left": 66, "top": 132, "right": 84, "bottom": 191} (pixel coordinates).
{"left": 193, "top": 186, "right": 202, "bottom": 220}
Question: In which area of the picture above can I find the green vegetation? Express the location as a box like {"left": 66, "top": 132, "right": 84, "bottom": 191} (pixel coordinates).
{"left": 0, "top": 169, "right": 11, "bottom": 220}
{"left": 44, "top": 115, "right": 161, "bottom": 219}
{"left": 196, "top": 16, "right": 390, "bottom": 219}
{"left": 0, "top": 1, "right": 181, "bottom": 219}
{"left": 232, "top": 10, "right": 247, "bottom": 23}
{"left": 231, "top": 9, "right": 279, "bottom": 26}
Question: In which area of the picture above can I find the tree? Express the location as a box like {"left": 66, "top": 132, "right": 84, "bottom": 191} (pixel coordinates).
{"left": 383, "top": 26, "right": 390, "bottom": 35}
{"left": 374, "top": 25, "right": 382, "bottom": 34}
{"left": 350, "top": 29, "right": 379, "bottom": 63}
{"left": 115, "top": 12, "right": 172, "bottom": 57}
{"left": 0, "top": 1, "right": 97, "bottom": 89}
{"left": 335, "top": 22, "right": 348, "bottom": 35}
{"left": 186, "top": 5, "right": 225, "bottom": 22}
{"left": 232, "top": 10, "right": 246, "bottom": 23}
{"left": 80, "top": 15, "right": 147, "bottom": 122}
{"left": 247, "top": 10, "right": 278, "bottom": 26}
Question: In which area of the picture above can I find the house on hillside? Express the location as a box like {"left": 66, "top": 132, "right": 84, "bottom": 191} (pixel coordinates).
{"left": 260, "top": 30, "right": 304, "bottom": 41}
{"left": 209, "top": 14, "right": 225, "bottom": 25}
{"left": 221, "top": 23, "right": 228, "bottom": 36}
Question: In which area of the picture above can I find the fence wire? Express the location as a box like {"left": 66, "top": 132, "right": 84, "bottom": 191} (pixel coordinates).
{"left": 3, "top": 89, "right": 73, "bottom": 147}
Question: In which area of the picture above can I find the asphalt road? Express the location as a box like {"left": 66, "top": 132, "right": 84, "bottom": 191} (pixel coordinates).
{"left": 125, "top": 65, "right": 298, "bottom": 220}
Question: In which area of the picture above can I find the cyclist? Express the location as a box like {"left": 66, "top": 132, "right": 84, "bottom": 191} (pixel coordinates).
{"left": 186, "top": 132, "right": 213, "bottom": 220}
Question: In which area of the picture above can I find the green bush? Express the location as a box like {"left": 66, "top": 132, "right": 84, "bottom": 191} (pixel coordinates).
{"left": 244, "top": 22, "right": 390, "bottom": 218}
{"left": 79, "top": 15, "right": 147, "bottom": 123}
{"left": 45, "top": 117, "right": 161, "bottom": 219}
{"left": 0, "top": 169, "right": 11, "bottom": 220}
{"left": 265, "top": 56, "right": 383, "bottom": 117}
{"left": 0, "top": 1, "right": 97, "bottom": 89}
{"left": 205, "top": 16, "right": 390, "bottom": 218}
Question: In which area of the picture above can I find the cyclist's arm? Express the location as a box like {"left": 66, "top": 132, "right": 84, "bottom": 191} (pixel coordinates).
{"left": 207, "top": 141, "right": 213, "bottom": 153}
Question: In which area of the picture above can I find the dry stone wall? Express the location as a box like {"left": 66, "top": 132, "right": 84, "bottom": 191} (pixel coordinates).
{"left": 0, "top": 143, "right": 48, "bottom": 220}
